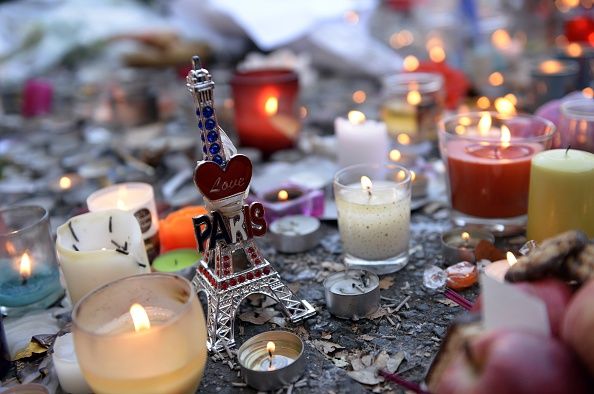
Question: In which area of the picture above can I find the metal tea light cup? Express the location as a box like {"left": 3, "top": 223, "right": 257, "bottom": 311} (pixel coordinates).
{"left": 324, "top": 270, "right": 380, "bottom": 319}
{"left": 441, "top": 228, "right": 495, "bottom": 265}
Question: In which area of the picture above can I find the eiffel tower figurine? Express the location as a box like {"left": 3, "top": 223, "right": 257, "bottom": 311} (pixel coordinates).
{"left": 186, "top": 56, "right": 316, "bottom": 352}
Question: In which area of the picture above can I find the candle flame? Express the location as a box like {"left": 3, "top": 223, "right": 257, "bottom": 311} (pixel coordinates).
{"left": 494, "top": 97, "right": 516, "bottom": 116}
{"left": 488, "top": 72, "right": 504, "bottom": 86}
{"left": 478, "top": 113, "right": 492, "bottom": 136}
{"left": 583, "top": 87, "right": 594, "bottom": 98}
{"left": 267, "top": 341, "right": 275, "bottom": 355}
{"left": 461, "top": 232, "right": 470, "bottom": 242}
{"left": 540, "top": 60, "right": 563, "bottom": 74}
{"left": 403, "top": 55, "right": 419, "bottom": 72}
{"left": 19, "top": 252, "right": 32, "bottom": 279}
{"left": 406, "top": 90, "right": 422, "bottom": 106}
{"left": 59, "top": 176, "right": 72, "bottom": 189}
{"left": 389, "top": 149, "right": 402, "bottom": 162}
{"left": 477, "top": 96, "right": 491, "bottom": 110}
{"left": 360, "top": 176, "right": 373, "bottom": 191}
{"left": 116, "top": 187, "right": 128, "bottom": 210}
{"left": 277, "top": 190, "right": 289, "bottom": 201}
{"left": 566, "top": 43, "right": 583, "bottom": 57}
{"left": 348, "top": 110, "right": 366, "bottom": 125}
{"left": 352, "top": 90, "right": 366, "bottom": 104}
{"left": 506, "top": 252, "right": 517, "bottom": 267}
{"left": 397, "top": 133, "right": 411, "bottom": 145}
{"left": 264, "top": 97, "right": 279, "bottom": 116}
{"left": 130, "top": 303, "right": 151, "bottom": 332}
{"left": 501, "top": 125, "right": 511, "bottom": 148}
{"left": 429, "top": 46, "right": 446, "bottom": 63}
{"left": 491, "top": 29, "right": 511, "bottom": 50}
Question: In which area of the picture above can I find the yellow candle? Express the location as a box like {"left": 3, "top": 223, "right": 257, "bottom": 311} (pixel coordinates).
{"left": 527, "top": 149, "right": 594, "bottom": 242}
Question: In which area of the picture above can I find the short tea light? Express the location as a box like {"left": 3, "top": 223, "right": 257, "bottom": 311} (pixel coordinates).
{"left": 253, "top": 185, "right": 324, "bottom": 223}
{"left": 530, "top": 59, "right": 579, "bottom": 108}
{"left": 152, "top": 249, "right": 201, "bottom": 280}
{"left": 324, "top": 270, "right": 380, "bottom": 319}
{"left": 237, "top": 331, "right": 305, "bottom": 391}
{"left": 269, "top": 215, "right": 321, "bottom": 253}
{"left": 557, "top": 43, "right": 594, "bottom": 89}
{"left": 441, "top": 228, "right": 495, "bottom": 265}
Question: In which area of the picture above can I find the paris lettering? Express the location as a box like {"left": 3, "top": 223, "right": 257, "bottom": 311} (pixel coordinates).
{"left": 193, "top": 202, "right": 267, "bottom": 252}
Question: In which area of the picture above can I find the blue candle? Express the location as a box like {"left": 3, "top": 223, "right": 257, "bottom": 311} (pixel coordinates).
{"left": 0, "top": 257, "right": 63, "bottom": 308}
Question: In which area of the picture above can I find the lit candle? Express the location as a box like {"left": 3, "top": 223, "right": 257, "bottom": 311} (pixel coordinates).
{"left": 557, "top": 43, "right": 594, "bottom": 89}
{"left": 441, "top": 228, "right": 495, "bottom": 264}
{"left": 252, "top": 185, "right": 324, "bottom": 223}
{"left": 334, "top": 111, "right": 389, "bottom": 169}
{"left": 530, "top": 59, "right": 579, "bottom": 108}
{"left": 484, "top": 252, "right": 517, "bottom": 282}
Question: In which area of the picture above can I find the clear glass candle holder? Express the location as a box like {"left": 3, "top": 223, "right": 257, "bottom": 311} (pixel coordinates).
{"left": 72, "top": 273, "right": 207, "bottom": 394}
{"left": 439, "top": 112, "right": 556, "bottom": 236}
{"left": 334, "top": 163, "right": 411, "bottom": 275}
{"left": 0, "top": 206, "right": 64, "bottom": 316}
{"left": 380, "top": 72, "right": 444, "bottom": 149}
{"left": 558, "top": 99, "right": 594, "bottom": 153}
{"left": 529, "top": 59, "right": 579, "bottom": 109}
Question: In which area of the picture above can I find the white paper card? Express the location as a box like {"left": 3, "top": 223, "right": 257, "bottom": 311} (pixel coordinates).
{"left": 481, "top": 274, "right": 550, "bottom": 336}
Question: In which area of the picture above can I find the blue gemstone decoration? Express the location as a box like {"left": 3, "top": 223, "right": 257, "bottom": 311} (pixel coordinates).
{"left": 213, "top": 155, "right": 224, "bottom": 165}
{"left": 195, "top": 109, "right": 200, "bottom": 116}
{"left": 205, "top": 119, "right": 216, "bottom": 130}
{"left": 207, "top": 131, "right": 218, "bottom": 143}
{"left": 209, "top": 143, "right": 220, "bottom": 154}
{"left": 202, "top": 145, "right": 207, "bottom": 153}
{"left": 202, "top": 106, "right": 214, "bottom": 118}
{"left": 201, "top": 133, "right": 205, "bottom": 142}
{"left": 198, "top": 120, "right": 203, "bottom": 130}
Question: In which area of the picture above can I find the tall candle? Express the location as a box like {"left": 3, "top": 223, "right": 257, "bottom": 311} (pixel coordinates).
{"left": 56, "top": 210, "right": 150, "bottom": 304}
{"left": 335, "top": 111, "right": 389, "bottom": 169}
{"left": 527, "top": 149, "right": 594, "bottom": 242}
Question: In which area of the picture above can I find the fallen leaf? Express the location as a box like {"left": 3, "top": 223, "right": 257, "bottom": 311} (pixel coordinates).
{"left": 321, "top": 332, "right": 332, "bottom": 340}
{"left": 368, "top": 307, "right": 389, "bottom": 320}
{"left": 436, "top": 298, "right": 459, "bottom": 308}
{"left": 311, "top": 339, "right": 345, "bottom": 355}
{"left": 295, "top": 326, "right": 310, "bottom": 341}
{"left": 379, "top": 276, "right": 395, "bottom": 290}
{"left": 347, "top": 351, "right": 406, "bottom": 386}
{"left": 360, "top": 334, "right": 375, "bottom": 341}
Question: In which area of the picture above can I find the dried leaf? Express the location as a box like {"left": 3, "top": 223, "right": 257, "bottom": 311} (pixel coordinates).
{"left": 295, "top": 326, "right": 310, "bottom": 341}
{"left": 311, "top": 339, "right": 345, "bottom": 355}
{"left": 238, "top": 307, "right": 278, "bottom": 325}
{"left": 360, "top": 334, "right": 375, "bottom": 341}
{"left": 269, "top": 316, "right": 287, "bottom": 327}
{"left": 436, "top": 298, "right": 459, "bottom": 308}
{"left": 347, "top": 368, "right": 382, "bottom": 385}
{"left": 368, "top": 307, "right": 389, "bottom": 320}
{"left": 347, "top": 351, "right": 406, "bottom": 386}
{"left": 379, "top": 276, "right": 395, "bottom": 290}
{"left": 321, "top": 332, "right": 332, "bottom": 340}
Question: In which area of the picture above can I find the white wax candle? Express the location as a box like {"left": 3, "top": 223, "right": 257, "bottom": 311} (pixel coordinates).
{"left": 56, "top": 210, "right": 150, "bottom": 304}
{"left": 52, "top": 333, "right": 92, "bottom": 394}
{"left": 335, "top": 113, "right": 389, "bottom": 169}
{"left": 336, "top": 181, "right": 410, "bottom": 261}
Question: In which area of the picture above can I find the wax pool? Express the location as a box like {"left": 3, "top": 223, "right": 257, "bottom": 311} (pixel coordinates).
{"left": 0, "top": 261, "right": 62, "bottom": 307}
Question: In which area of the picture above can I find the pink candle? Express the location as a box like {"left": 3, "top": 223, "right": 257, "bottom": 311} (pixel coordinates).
{"left": 484, "top": 252, "right": 517, "bottom": 282}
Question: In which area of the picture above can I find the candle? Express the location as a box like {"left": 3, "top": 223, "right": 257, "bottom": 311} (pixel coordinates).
{"left": 558, "top": 99, "right": 594, "bottom": 153}
{"left": 55, "top": 210, "right": 150, "bottom": 304}
{"left": 49, "top": 173, "right": 84, "bottom": 193}
{"left": 323, "top": 270, "right": 380, "bottom": 319}
{"left": 334, "top": 111, "right": 389, "bottom": 169}
{"left": 557, "top": 43, "right": 594, "bottom": 89}
{"left": 249, "top": 184, "right": 324, "bottom": 223}
{"left": 52, "top": 333, "right": 92, "bottom": 394}
{"left": 87, "top": 183, "right": 160, "bottom": 260}
{"left": 268, "top": 215, "right": 321, "bottom": 253}
{"left": 72, "top": 274, "right": 207, "bottom": 394}
{"left": 334, "top": 163, "right": 411, "bottom": 274}
{"left": 484, "top": 252, "right": 517, "bottom": 282}
{"left": 410, "top": 170, "right": 428, "bottom": 199}
{"left": 0, "top": 206, "right": 64, "bottom": 316}
{"left": 527, "top": 149, "right": 594, "bottom": 242}
{"left": 441, "top": 228, "right": 495, "bottom": 265}
{"left": 152, "top": 249, "right": 201, "bottom": 280}
{"left": 439, "top": 113, "right": 555, "bottom": 234}
{"left": 530, "top": 59, "right": 579, "bottom": 108}
{"left": 159, "top": 206, "right": 208, "bottom": 252}
{"left": 237, "top": 331, "right": 305, "bottom": 391}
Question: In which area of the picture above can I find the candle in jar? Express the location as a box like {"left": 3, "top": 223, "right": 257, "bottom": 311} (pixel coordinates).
{"left": 252, "top": 185, "right": 324, "bottom": 224}
{"left": 159, "top": 206, "right": 208, "bottom": 252}
{"left": 335, "top": 111, "right": 389, "bottom": 168}
{"left": 484, "top": 252, "right": 517, "bottom": 282}
{"left": 52, "top": 333, "right": 92, "bottom": 394}
{"left": 527, "top": 149, "right": 594, "bottom": 242}
{"left": 530, "top": 59, "right": 579, "bottom": 108}
{"left": 441, "top": 228, "right": 495, "bottom": 264}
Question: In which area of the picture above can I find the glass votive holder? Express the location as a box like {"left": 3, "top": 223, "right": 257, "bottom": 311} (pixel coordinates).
{"left": 439, "top": 112, "right": 556, "bottom": 236}
{"left": 334, "top": 163, "right": 411, "bottom": 275}
{"left": 0, "top": 206, "right": 64, "bottom": 316}
{"left": 529, "top": 59, "right": 579, "bottom": 109}
{"left": 72, "top": 273, "right": 207, "bottom": 394}
{"left": 379, "top": 72, "right": 445, "bottom": 148}
{"left": 557, "top": 44, "right": 594, "bottom": 89}
{"left": 230, "top": 69, "right": 300, "bottom": 155}
{"left": 558, "top": 99, "right": 594, "bottom": 153}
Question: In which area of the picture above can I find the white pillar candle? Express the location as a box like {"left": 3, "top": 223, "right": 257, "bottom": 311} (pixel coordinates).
{"left": 86, "top": 183, "right": 159, "bottom": 259}
{"left": 56, "top": 210, "right": 150, "bottom": 304}
{"left": 335, "top": 111, "right": 389, "bottom": 168}
{"left": 52, "top": 333, "right": 92, "bottom": 394}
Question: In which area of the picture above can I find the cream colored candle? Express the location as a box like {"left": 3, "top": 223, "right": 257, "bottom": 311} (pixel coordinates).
{"left": 335, "top": 111, "right": 389, "bottom": 169}
{"left": 527, "top": 149, "right": 594, "bottom": 242}
{"left": 56, "top": 210, "right": 149, "bottom": 304}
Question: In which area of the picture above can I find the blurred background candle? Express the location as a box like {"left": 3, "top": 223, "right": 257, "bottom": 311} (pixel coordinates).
{"left": 56, "top": 210, "right": 150, "bottom": 304}
{"left": 87, "top": 183, "right": 159, "bottom": 261}
{"left": 230, "top": 69, "right": 300, "bottom": 155}
{"left": 557, "top": 99, "right": 594, "bottom": 153}
{"left": 557, "top": 43, "right": 594, "bottom": 89}
{"left": 334, "top": 163, "right": 411, "bottom": 274}
{"left": 335, "top": 111, "right": 389, "bottom": 169}
{"left": 159, "top": 206, "right": 208, "bottom": 252}
{"left": 251, "top": 185, "right": 324, "bottom": 223}
{"left": 530, "top": 59, "right": 579, "bottom": 109}
{"left": 527, "top": 149, "right": 594, "bottom": 242}
{"left": 439, "top": 112, "right": 555, "bottom": 235}
{"left": 0, "top": 206, "right": 64, "bottom": 316}
{"left": 72, "top": 274, "right": 207, "bottom": 394}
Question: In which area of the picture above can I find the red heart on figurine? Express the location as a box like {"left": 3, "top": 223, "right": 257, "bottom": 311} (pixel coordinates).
{"left": 194, "top": 155, "right": 252, "bottom": 200}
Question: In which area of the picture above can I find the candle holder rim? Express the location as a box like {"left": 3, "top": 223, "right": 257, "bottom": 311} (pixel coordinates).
{"left": 334, "top": 163, "right": 411, "bottom": 189}
{"left": 560, "top": 98, "right": 594, "bottom": 121}
{"left": 72, "top": 273, "right": 194, "bottom": 337}
{"left": 237, "top": 330, "right": 304, "bottom": 371}
{"left": 380, "top": 72, "right": 444, "bottom": 93}
{"left": 439, "top": 112, "right": 557, "bottom": 143}
{"left": 0, "top": 205, "right": 47, "bottom": 237}
{"left": 230, "top": 68, "right": 298, "bottom": 84}
{"left": 323, "top": 269, "right": 380, "bottom": 295}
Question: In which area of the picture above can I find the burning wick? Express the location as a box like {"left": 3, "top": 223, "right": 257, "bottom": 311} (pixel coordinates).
{"left": 267, "top": 341, "right": 276, "bottom": 371}
{"left": 264, "top": 97, "right": 278, "bottom": 116}
{"left": 360, "top": 176, "right": 373, "bottom": 198}
{"left": 130, "top": 303, "right": 151, "bottom": 332}
{"left": 461, "top": 232, "right": 470, "bottom": 247}
{"left": 277, "top": 190, "right": 289, "bottom": 202}
{"left": 19, "top": 252, "right": 32, "bottom": 285}
{"left": 566, "top": 145, "right": 571, "bottom": 157}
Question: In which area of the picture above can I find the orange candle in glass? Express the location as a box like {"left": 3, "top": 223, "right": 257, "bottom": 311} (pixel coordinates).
{"left": 159, "top": 206, "right": 207, "bottom": 252}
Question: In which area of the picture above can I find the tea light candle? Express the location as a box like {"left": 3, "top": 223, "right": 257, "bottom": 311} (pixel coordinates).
{"left": 87, "top": 183, "right": 160, "bottom": 260}
{"left": 441, "top": 228, "right": 495, "bottom": 265}
{"left": 324, "top": 270, "right": 380, "bottom": 319}
{"left": 237, "top": 331, "right": 305, "bottom": 391}
{"left": 49, "top": 173, "right": 84, "bottom": 194}
{"left": 251, "top": 185, "right": 324, "bottom": 223}
{"left": 557, "top": 43, "right": 594, "bottom": 89}
{"left": 335, "top": 111, "right": 389, "bottom": 168}
{"left": 52, "top": 333, "right": 92, "bottom": 394}
{"left": 55, "top": 210, "right": 150, "bottom": 304}
{"left": 269, "top": 215, "right": 321, "bottom": 253}
{"left": 484, "top": 252, "right": 517, "bottom": 282}
{"left": 152, "top": 249, "right": 201, "bottom": 280}
{"left": 159, "top": 206, "right": 208, "bottom": 252}
{"left": 531, "top": 59, "right": 579, "bottom": 108}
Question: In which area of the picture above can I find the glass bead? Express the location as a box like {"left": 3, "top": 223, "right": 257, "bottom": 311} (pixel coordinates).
{"left": 209, "top": 143, "right": 220, "bottom": 154}
{"left": 207, "top": 131, "right": 218, "bottom": 143}
{"left": 213, "top": 155, "right": 224, "bottom": 165}
{"left": 205, "top": 119, "right": 216, "bottom": 130}
{"left": 202, "top": 106, "right": 214, "bottom": 118}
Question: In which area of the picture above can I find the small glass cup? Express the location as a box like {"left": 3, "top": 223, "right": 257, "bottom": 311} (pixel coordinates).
{"left": 380, "top": 72, "right": 445, "bottom": 149}
{"left": 0, "top": 206, "right": 64, "bottom": 316}
{"left": 230, "top": 69, "right": 300, "bottom": 155}
{"left": 558, "top": 99, "right": 594, "bottom": 153}
{"left": 529, "top": 59, "right": 579, "bottom": 109}
{"left": 72, "top": 273, "right": 207, "bottom": 394}
{"left": 439, "top": 112, "right": 556, "bottom": 236}
{"left": 334, "top": 163, "right": 411, "bottom": 275}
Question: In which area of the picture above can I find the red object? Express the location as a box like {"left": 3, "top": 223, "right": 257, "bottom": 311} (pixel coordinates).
{"left": 564, "top": 15, "right": 594, "bottom": 43}
{"left": 415, "top": 61, "right": 469, "bottom": 110}
{"left": 22, "top": 79, "right": 53, "bottom": 117}
{"left": 194, "top": 154, "right": 252, "bottom": 200}
{"left": 230, "top": 69, "right": 300, "bottom": 155}
{"left": 445, "top": 140, "right": 541, "bottom": 218}
{"left": 446, "top": 262, "right": 478, "bottom": 291}
{"left": 159, "top": 205, "right": 208, "bottom": 252}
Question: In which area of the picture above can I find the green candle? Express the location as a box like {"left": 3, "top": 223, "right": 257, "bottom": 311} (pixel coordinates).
{"left": 152, "top": 249, "right": 201, "bottom": 273}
